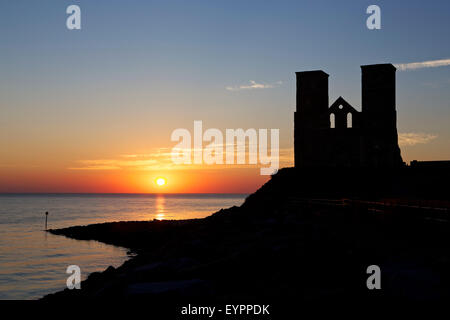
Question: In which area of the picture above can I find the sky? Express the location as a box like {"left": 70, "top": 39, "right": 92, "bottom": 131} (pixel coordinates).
{"left": 1, "top": 0, "right": 449, "bottom": 193}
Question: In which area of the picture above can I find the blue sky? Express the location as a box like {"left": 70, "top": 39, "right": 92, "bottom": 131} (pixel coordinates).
{"left": 0, "top": 0, "right": 449, "bottom": 192}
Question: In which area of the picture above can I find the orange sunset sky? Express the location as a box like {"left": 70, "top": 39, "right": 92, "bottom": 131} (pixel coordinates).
{"left": 1, "top": 1, "right": 449, "bottom": 193}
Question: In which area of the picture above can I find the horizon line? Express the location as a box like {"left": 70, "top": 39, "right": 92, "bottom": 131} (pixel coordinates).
{"left": 0, "top": 192, "right": 249, "bottom": 195}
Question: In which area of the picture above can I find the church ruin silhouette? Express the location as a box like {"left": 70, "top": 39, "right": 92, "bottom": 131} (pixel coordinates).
{"left": 294, "top": 63, "right": 404, "bottom": 168}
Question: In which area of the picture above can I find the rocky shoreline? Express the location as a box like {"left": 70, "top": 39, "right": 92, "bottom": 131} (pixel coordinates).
{"left": 43, "top": 168, "right": 450, "bottom": 302}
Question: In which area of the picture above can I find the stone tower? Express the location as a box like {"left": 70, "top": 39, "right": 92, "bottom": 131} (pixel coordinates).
{"left": 294, "top": 63, "right": 403, "bottom": 168}
{"left": 294, "top": 70, "right": 329, "bottom": 167}
{"left": 361, "top": 64, "right": 403, "bottom": 167}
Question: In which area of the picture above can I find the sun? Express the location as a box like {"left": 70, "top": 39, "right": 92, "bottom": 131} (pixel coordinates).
{"left": 156, "top": 177, "right": 166, "bottom": 186}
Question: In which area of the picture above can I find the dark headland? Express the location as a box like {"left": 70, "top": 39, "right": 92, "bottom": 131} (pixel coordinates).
{"left": 44, "top": 167, "right": 450, "bottom": 302}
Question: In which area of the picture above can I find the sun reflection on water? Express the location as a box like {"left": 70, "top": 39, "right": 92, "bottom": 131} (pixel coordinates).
{"left": 155, "top": 195, "right": 166, "bottom": 220}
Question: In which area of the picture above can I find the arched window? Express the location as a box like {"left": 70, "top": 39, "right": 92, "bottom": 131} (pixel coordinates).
{"left": 347, "top": 113, "right": 352, "bottom": 128}
{"left": 330, "top": 113, "right": 335, "bottom": 128}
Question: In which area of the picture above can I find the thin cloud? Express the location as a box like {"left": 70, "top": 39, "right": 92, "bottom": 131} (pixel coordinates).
{"left": 69, "top": 165, "right": 121, "bottom": 170}
{"left": 226, "top": 80, "right": 282, "bottom": 91}
{"left": 395, "top": 58, "right": 450, "bottom": 71}
{"left": 398, "top": 133, "right": 437, "bottom": 146}
{"left": 68, "top": 145, "right": 294, "bottom": 171}
{"left": 68, "top": 151, "right": 175, "bottom": 171}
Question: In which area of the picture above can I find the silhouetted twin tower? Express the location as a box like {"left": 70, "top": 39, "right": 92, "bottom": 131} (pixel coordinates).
{"left": 294, "top": 63, "right": 403, "bottom": 168}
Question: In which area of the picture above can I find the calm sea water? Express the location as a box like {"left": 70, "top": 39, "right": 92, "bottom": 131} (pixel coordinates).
{"left": 0, "top": 193, "right": 246, "bottom": 300}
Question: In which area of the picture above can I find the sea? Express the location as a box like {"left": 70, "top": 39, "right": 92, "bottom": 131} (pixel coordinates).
{"left": 0, "top": 193, "right": 246, "bottom": 299}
